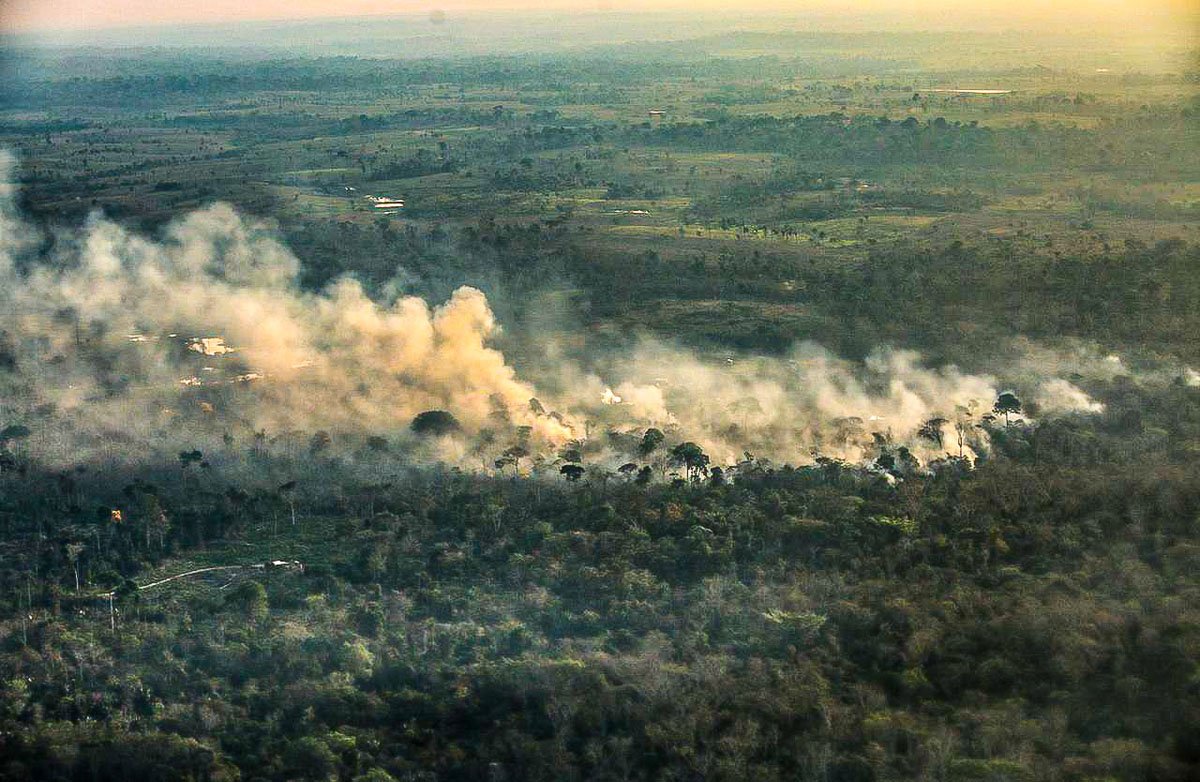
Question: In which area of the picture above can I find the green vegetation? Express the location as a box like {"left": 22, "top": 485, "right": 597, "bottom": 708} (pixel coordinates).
{"left": 0, "top": 17, "right": 1198, "bottom": 782}
{"left": 2, "top": 396, "right": 1199, "bottom": 780}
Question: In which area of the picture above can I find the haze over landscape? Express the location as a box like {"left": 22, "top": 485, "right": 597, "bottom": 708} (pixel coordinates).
{"left": 0, "top": 1, "right": 1197, "bottom": 780}
{"left": 4, "top": 0, "right": 1195, "bottom": 34}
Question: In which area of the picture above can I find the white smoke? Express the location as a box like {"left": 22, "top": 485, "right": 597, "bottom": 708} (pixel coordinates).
{"left": 1035, "top": 378, "right": 1106, "bottom": 415}
{"left": 0, "top": 166, "right": 573, "bottom": 465}
{"left": 558, "top": 341, "right": 1002, "bottom": 465}
{"left": 0, "top": 152, "right": 1107, "bottom": 473}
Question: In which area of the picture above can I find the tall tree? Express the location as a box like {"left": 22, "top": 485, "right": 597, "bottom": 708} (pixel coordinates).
{"left": 670, "top": 442, "right": 710, "bottom": 482}
{"left": 993, "top": 392, "right": 1022, "bottom": 427}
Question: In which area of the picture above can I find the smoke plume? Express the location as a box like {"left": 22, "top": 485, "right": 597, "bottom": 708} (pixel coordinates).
{"left": 0, "top": 152, "right": 1107, "bottom": 474}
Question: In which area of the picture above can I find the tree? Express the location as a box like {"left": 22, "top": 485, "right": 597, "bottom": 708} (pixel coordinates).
{"left": 65, "top": 542, "right": 85, "bottom": 592}
{"left": 279, "top": 480, "right": 299, "bottom": 527}
{"left": 917, "top": 417, "right": 949, "bottom": 449}
{"left": 227, "top": 580, "right": 268, "bottom": 622}
{"left": 0, "top": 424, "right": 31, "bottom": 444}
{"left": 504, "top": 444, "right": 530, "bottom": 462}
{"left": 639, "top": 428, "right": 665, "bottom": 457}
{"left": 178, "top": 450, "right": 203, "bottom": 469}
{"left": 354, "top": 770, "right": 397, "bottom": 782}
{"left": 669, "top": 442, "right": 710, "bottom": 482}
{"left": 135, "top": 491, "right": 170, "bottom": 551}
{"left": 252, "top": 428, "right": 268, "bottom": 457}
{"left": 993, "top": 392, "right": 1022, "bottom": 427}
{"left": 894, "top": 446, "right": 920, "bottom": 476}
{"left": 285, "top": 735, "right": 338, "bottom": 780}
{"left": 954, "top": 402, "right": 980, "bottom": 458}
{"left": 411, "top": 410, "right": 461, "bottom": 437}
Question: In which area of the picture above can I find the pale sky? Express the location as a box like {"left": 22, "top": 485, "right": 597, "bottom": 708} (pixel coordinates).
{"left": 1, "top": 0, "right": 1194, "bottom": 33}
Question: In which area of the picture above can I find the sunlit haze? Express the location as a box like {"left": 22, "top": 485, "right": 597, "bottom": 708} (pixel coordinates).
{"left": 3, "top": 0, "right": 1195, "bottom": 34}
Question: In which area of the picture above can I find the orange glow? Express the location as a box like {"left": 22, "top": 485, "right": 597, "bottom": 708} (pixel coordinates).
{"left": 2, "top": 0, "right": 1195, "bottom": 34}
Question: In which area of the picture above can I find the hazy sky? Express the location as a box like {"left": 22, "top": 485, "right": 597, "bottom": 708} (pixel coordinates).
{"left": 2, "top": 0, "right": 1194, "bottom": 33}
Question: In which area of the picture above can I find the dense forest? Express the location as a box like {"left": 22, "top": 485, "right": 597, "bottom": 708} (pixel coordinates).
{"left": 1, "top": 15, "right": 1198, "bottom": 782}
{"left": 1, "top": 384, "right": 1199, "bottom": 780}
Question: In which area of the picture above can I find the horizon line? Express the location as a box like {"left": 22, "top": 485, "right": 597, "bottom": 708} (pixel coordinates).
{"left": 4, "top": 4, "right": 1195, "bottom": 38}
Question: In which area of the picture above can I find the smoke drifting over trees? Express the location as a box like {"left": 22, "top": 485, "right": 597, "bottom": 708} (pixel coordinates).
{"left": 0, "top": 22, "right": 1197, "bottom": 780}
{"left": 0, "top": 152, "right": 1107, "bottom": 474}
